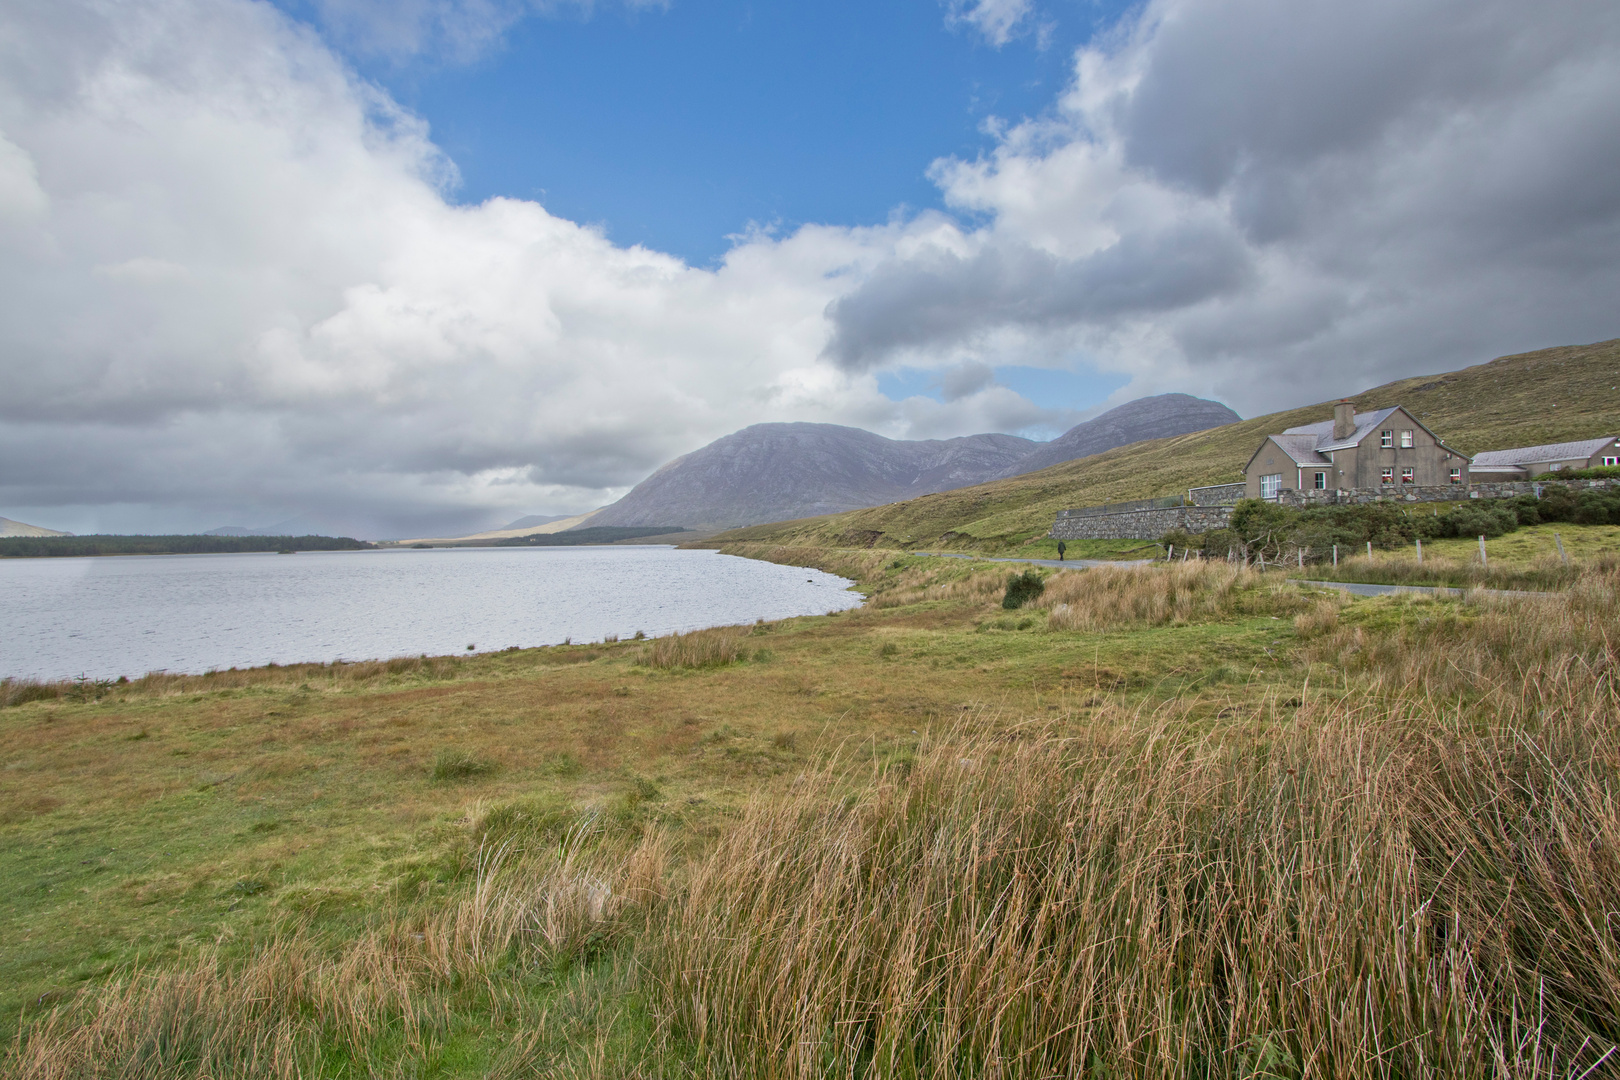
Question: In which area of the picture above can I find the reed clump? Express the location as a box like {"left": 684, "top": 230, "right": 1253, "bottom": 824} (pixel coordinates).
{"left": 1041, "top": 561, "right": 1313, "bottom": 631}
{"left": 644, "top": 669, "right": 1620, "bottom": 1077}
{"left": 643, "top": 628, "right": 746, "bottom": 669}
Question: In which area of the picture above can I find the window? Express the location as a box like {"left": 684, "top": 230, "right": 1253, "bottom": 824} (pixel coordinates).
{"left": 1260, "top": 474, "right": 1282, "bottom": 499}
{"left": 1401, "top": 467, "right": 1415, "bottom": 484}
{"left": 1604, "top": 456, "right": 1619, "bottom": 467}
{"left": 1380, "top": 430, "right": 1394, "bottom": 448}
{"left": 1313, "top": 472, "right": 1327, "bottom": 489}
{"left": 1450, "top": 468, "right": 1462, "bottom": 484}
{"left": 1400, "top": 430, "right": 1414, "bottom": 448}
{"left": 1381, "top": 467, "right": 1394, "bottom": 484}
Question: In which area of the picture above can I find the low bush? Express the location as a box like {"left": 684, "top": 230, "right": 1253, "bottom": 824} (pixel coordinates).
{"left": 1000, "top": 569, "right": 1045, "bottom": 609}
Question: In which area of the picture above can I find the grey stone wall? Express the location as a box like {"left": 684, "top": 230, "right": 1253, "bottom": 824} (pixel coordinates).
{"left": 1051, "top": 506, "right": 1234, "bottom": 541}
{"left": 1049, "top": 478, "right": 1618, "bottom": 541}
{"left": 1275, "top": 477, "right": 1618, "bottom": 508}
{"left": 1189, "top": 482, "right": 1245, "bottom": 506}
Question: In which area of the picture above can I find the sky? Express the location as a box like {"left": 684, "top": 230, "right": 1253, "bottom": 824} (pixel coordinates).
{"left": 1, "top": 0, "right": 1618, "bottom": 538}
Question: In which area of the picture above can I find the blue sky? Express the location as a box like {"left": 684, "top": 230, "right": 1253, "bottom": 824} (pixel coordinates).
{"left": 275, "top": 0, "right": 1137, "bottom": 265}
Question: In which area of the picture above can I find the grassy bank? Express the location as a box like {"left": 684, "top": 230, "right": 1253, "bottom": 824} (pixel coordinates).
{"left": 4, "top": 550, "right": 1619, "bottom": 1076}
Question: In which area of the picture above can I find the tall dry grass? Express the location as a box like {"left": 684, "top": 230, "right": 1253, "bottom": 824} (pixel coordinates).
{"left": 6, "top": 831, "right": 668, "bottom": 1079}
{"left": 645, "top": 675, "right": 1620, "bottom": 1078}
{"left": 1301, "top": 560, "right": 1620, "bottom": 703}
{"left": 1040, "top": 561, "right": 1315, "bottom": 631}
{"left": 643, "top": 627, "right": 748, "bottom": 669}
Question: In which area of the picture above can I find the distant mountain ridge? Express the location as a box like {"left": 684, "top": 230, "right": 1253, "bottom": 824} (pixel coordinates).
{"left": 589, "top": 393, "right": 1239, "bottom": 530}
{"left": 1, "top": 516, "right": 72, "bottom": 538}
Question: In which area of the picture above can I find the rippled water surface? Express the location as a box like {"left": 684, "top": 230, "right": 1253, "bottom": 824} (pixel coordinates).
{"left": 0, "top": 545, "right": 863, "bottom": 681}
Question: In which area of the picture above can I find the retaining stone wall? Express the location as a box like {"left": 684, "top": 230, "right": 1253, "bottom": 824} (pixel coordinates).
{"left": 1051, "top": 506, "right": 1234, "bottom": 541}
{"left": 1189, "top": 483, "right": 1246, "bottom": 506}
{"left": 1049, "top": 478, "right": 1619, "bottom": 542}
{"left": 1276, "top": 477, "right": 1618, "bottom": 508}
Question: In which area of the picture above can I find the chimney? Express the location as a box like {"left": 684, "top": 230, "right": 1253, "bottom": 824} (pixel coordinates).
{"left": 1332, "top": 400, "right": 1356, "bottom": 441}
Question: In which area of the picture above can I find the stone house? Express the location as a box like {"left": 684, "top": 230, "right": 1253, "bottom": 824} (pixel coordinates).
{"left": 1243, "top": 401, "right": 1470, "bottom": 499}
{"left": 1466, "top": 437, "right": 1620, "bottom": 480}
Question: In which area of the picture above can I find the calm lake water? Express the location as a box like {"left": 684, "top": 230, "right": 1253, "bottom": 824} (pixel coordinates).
{"left": 0, "top": 545, "right": 864, "bottom": 682}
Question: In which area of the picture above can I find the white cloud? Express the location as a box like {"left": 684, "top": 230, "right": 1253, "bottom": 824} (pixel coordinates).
{"left": 2, "top": 0, "right": 1618, "bottom": 536}
{"left": 945, "top": 0, "right": 1034, "bottom": 48}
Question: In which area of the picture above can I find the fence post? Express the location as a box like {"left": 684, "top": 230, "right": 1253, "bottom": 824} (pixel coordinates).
{"left": 1167, "top": 544, "right": 1174, "bottom": 562}
{"left": 1332, "top": 544, "right": 1338, "bottom": 568}
{"left": 1415, "top": 538, "right": 1422, "bottom": 564}
{"left": 1366, "top": 541, "right": 1372, "bottom": 559}
{"left": 1555, "top": 533, "right": 1568, "bottom": 565}
{"left": 1297, "top": 548, "right": 1303, "bottom": 568}
{"left": 1478, "top": 535, "right": 1487, "bottom": 566}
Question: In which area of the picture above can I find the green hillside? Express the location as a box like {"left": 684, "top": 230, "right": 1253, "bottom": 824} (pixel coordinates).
{"left": 705, "top": 338, "right": 1620, "bottom": 553}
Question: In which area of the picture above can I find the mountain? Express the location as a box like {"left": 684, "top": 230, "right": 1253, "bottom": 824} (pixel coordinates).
{"left": 1002, "top": 394, "right": 1240, "bottom": 478}
{"left": 501, "top": 514, "right": 572, "bottom": 531}
{"left": 708, "top": 339, "right": 1620, "bottom": 553}
{"left": 1, "top": 516, "right": 72, "bottom": 538}
{"left": 588, "top": 424, "right": 1039, "bottom": 530}
{"left": 587, "top": 393, "right": 1237, "bottom": 530}
{"left": 205, "top": 526, "right": 255, "bottom": 536}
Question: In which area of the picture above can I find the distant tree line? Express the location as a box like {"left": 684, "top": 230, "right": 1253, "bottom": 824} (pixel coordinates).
{"left": 0, "top": 535, "right": 373, "bottom": 558}
{"left": 492, "top": 526, "right": 690, "bottom": 547}
{"left": 1163, "top": 483, "right": 1620, "bottom": 564}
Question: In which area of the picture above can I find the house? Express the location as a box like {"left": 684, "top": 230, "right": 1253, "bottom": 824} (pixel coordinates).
{"left": 1466, "top": 437, "right": 1620, "bottom": 480}
{"left": 1243, "top": 401, "right": 1470, "bottom": 499}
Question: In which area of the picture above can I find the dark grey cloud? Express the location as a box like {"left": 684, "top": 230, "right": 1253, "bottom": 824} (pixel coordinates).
{"left": 826, "top": 0, "right": 1620, "bottom": 410}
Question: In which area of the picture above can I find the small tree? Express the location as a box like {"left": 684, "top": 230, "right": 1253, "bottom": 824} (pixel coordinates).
{"left": 1002, "top": 570, "right": 1045, "bottom": 610}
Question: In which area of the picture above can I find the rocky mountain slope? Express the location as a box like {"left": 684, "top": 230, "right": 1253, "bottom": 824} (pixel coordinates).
{"left": 708, "top": 339, "right": 1620, "bottom": 552}
{"left": 589, "top": 393, "right": 1237, "bottom": 530}
{"left": 1002, "top": 394, "right": 1239, "bottom": 478}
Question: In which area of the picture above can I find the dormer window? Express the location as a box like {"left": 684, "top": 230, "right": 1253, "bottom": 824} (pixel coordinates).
{"left": 1380, "top": 431, "right": 1394, "bottom": 448}
{"left": 1400, "top": 430, "right": 1414, "bottom": 448}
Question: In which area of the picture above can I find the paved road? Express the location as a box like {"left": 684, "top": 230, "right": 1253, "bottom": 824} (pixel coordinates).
{"left": 911, "top": 552, "right": 1154, "bottom": 570}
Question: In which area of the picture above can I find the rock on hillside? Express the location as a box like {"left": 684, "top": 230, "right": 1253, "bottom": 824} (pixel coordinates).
{"left": 588, "top": 424, "right": 1039, "bottom": 530}
{"left": 1, "top": 516, "right": 72, "bottom": 537}
{"left": 1003, "top": 394, "right": 1241, "bottom": 478}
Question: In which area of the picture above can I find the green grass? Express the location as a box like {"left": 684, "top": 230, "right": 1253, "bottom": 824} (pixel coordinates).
{"left": 701, "top": 338, "right": 1620, "bottom": 555}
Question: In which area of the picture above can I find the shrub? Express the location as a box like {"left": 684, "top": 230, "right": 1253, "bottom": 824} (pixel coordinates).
{"left": 1001, "top": 570, "right": 1045, "bottom": 609}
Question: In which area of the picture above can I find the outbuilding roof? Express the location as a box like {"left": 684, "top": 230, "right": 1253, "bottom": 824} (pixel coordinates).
{"left": 1264, "top": 434, "right": 1331, "bottom": 466}
{"left": 1470, "top": 437, "right": 1617, "bottom": 469}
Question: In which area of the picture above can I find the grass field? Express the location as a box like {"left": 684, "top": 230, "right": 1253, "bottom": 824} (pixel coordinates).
{"left": 4, "top": 539, "right": 1619, "bottom": 1077}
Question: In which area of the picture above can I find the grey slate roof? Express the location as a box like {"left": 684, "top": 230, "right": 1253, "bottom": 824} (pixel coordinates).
{"left": 1280, "top": 407, "right": 1401, "bottom": 453}
{"left": 1470, "top": 437, "right": 1617, "bottom": 469}
{"left": 1265, "top": 434, "right": 1331, "bottom": 466}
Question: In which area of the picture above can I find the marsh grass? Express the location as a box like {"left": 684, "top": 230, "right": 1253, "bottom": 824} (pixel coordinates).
{"left": 643, "top": 628, "right": 747, "bottom": 669}
{"left": 646, "top": 659, "right": 1620, "bottom": 1078}
{"left": 1291, "top": 552, "right": 1601, "bottom": 592}
{"left": 1039, "top": 561, "right": 1316, "bottom": 631}
{"left": 430, "top": 749, "right": 496, "bottom": 783}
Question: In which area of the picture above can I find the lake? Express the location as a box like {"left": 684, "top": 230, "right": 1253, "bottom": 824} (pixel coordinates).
{"left": 0, "top": 545, "right": 864, "bottom": 682}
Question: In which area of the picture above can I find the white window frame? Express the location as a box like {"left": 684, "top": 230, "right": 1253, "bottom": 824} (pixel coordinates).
{"left": 1400, "top": 430, "right": 1415, "bottom": 448}
{"left": 1380, "top": 430, "right": 1394, "bottom": 448}
{"left": 1381, "top": 467, "right": 1394, "bottom": 484}
{"left": 1260, "top": 473, "right": 1282, "bottom": 499}
{"left": 1313, "top": 472, "right": 1327, "bottom": 489}
{"left": 1449, "top": 468, "right": 1462, "bottom": 484}
{"left": 1604, "top": 457, "right": 1618, "bottom": 467}
{"left": 1401, "top": 467, "right": 1415, "bottom": 484}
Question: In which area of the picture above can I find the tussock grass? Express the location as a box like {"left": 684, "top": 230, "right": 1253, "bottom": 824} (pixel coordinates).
{"left": 645, "top": 667, "right": 1620, "bottom": 1077}
{"left": 643, "top": 628, "right": 747, "bottom": 669}
{"left": 1040, "top": 561, "right": 1315, "bottom": 631}
{"left": 430, "top": 749, "right": 496, "bottom": 783}
{"left": 7, "top": 835, "right": 669, "bottom": 1079}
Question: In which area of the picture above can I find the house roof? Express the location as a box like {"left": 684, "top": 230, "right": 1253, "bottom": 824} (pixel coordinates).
{"left": 1470, "top": 437, "right": 1617, "bottom": 468}
{"left": 1265, "top": 434, "right": 1331, "bottom": 466}
{"left": 1282, "top": 407, "right": 1401, "bottom": 453}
